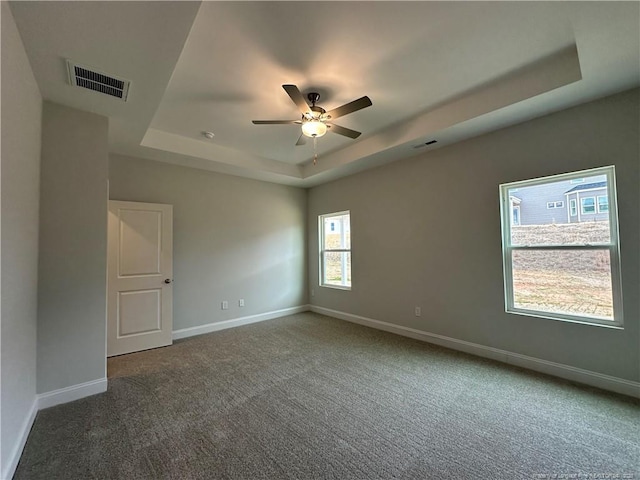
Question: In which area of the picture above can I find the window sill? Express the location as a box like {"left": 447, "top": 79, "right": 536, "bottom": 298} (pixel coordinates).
{"left": 320, "top": 284, "right": 351, "bottom": 291}
{"left": 506, "top": 308, "right": 623, "bottom": 330}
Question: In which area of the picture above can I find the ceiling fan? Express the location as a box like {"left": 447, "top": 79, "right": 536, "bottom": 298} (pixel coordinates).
{"left": 252, "top": 84, "right": 372, "bottom": 148}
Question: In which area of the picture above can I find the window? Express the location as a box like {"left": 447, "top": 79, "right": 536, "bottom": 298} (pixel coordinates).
{"left": 500, "top": 166, "right": 622, "bottom": 327}
{"left": 547, "top": 201, "right": 564, "bottom": 209}
{"left": 554, "top": 201, "right": 564, "bottom": 208}
{"left": 512, "top": 206, "right": 520, "bottom": 226}
{"left": 581, "top": 197, "right": 595, "bottom": 214}
{"left": 319, "top": 211, "right": 351, "bottom": 289}
{"left": 598, "top": 195, "right": 609, "bottom": 213}
{"left": 570, "top": 178, "right": 584, "bottom": 184}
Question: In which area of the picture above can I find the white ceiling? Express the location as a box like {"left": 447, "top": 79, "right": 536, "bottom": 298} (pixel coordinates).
{"left": 9, "top": 1, "right": 640, "bottom": 187}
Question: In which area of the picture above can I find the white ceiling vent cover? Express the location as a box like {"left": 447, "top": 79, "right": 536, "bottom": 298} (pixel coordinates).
{"left": 66, "top": 60, "right": 130, "bottom": 101}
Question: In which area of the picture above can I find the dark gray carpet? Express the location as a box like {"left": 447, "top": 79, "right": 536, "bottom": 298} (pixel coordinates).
{"left": 15, "top": 312, "right": 640, "bottom": 479}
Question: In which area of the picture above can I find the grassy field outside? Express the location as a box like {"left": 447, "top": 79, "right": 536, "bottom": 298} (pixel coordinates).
{"left": 324, "top": 232, "right": 351, "bottom": 285}
{"left": 511, "top": 222, "right": 613, "bottom": 318}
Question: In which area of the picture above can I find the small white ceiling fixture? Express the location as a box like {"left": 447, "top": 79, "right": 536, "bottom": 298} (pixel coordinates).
{"left": 202, "top": 131, "right": 215, "bottom": 139}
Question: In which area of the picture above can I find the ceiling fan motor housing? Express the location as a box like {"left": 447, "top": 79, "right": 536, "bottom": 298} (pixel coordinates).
{"left": 306, "top": 93, "right": 327, "bottom": 119}
{"left": 307, "top": 92, "right": 321, "bottom": 105}
{"left": 308, "top": 105, "right": 326, "bottom": 119}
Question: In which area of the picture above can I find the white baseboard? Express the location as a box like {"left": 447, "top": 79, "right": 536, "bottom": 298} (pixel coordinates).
{"left": 310, "top": 305, "right": 640, "bottom": 398}
{"left": 4, "top": 379, "right": 107, "bottom": 478}
{"left": 37, "top": 377, "right": 108, "bottom": 410}
{"left": 172, "top": 305, "right": 311, "bottom": 340}
{"left": 2, "top": 398, "right": 37, "bottom": 480}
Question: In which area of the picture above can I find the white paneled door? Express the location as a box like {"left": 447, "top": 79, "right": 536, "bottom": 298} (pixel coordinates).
{"left": 107, "top": 200, "right": 173, "bottom": 357}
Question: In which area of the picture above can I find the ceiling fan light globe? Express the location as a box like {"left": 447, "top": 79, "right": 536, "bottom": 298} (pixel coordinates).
{"left": 302, "top": 120, "right": 327, "bottom": 138}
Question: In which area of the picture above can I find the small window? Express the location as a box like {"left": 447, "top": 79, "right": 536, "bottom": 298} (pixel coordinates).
{"left": 581, "top": 197, "right": 595, "bottom": 214}
{"left": 570, "top": 178, "right": 585, "bottom": 184}
{"left": 500, "top": 166, "right": 622, "bottom": 327}
{"left": 319, "top": 211, "right": 351, "bottom": 289}
{"left": 512, "top": 206, "right": 520, "bottom": 226}
{"left": 598, "top": 195, "right": 609, "bottom": 213}
{"left": 546, "top": 202, "right": 555, "bottom": 209}
{"left": 554, "top": 201, "right": 564, "bottom": 208}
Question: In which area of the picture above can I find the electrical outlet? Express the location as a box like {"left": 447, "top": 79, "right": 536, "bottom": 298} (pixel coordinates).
{"left": 239, "top": 299, "right": 245, "bottom": 307}
{"left": 221, "top": 301, "right": 228, "bottom": 310}
{"left": 415, "top": 306, "right": 421, "bottom": 317}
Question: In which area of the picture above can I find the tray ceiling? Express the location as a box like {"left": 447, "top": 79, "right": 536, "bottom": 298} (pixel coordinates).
{"left": 9, "top": 1, "right": 640, "bottom": 187}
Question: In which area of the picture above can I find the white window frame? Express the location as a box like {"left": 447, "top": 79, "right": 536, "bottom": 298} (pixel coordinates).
{"left": 500, "top": 166, "right": 623, "bottom": 328}
{"left": 581, "top": 196, "right": 596, "bottom": 214}
{"left": 597, "top": 195, "right": 609, "bottom": 213}
{"left": 319, "top": 211, "right": 351, "bottom": 290}
{"left": 546, "top": 201, "right": 555, "bottom": 209}
{"left": 569, "top": 199, "right": 577, "bottom": 217}
{"left": 554, "top": 201, "right": 564, "bottom": 208}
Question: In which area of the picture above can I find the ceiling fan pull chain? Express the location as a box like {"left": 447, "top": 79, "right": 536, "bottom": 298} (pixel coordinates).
{"left": 313, "top": 137, "right": 318, "bottom": 165}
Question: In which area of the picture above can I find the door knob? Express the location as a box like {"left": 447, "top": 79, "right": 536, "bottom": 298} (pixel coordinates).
{"left": 164, "top": 278, "right": 172, "bottom": 284}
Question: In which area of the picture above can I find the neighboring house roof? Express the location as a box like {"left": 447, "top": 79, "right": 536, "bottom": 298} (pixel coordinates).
{"left": 565, "top": 181, "right": 607, "bottom": 193}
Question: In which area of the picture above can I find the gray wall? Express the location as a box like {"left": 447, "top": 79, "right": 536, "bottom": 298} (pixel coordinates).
{"left": 308, "top": 88, "right": 639, "bottom": 382}
{"left": 109, "top": 155, "right": 308, "bottom": 330}
{"left": 37, "top": 102, "right": 108, "bottom": 393}
{"left": 1, "top": 3, "right": 42, "bottom": 475}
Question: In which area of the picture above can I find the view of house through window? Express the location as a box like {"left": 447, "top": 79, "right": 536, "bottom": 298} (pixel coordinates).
{"left": 500, "top": 166, "right": 622, "bottom": 327}
{"left": 319, "top": 211, "right": 351, "bottom": 289}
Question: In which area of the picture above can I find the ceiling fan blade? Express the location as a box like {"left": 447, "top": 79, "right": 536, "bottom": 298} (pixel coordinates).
{"left": 328, "top": 123, "right": 361, "bottom": 139}
{"left": 283, "top": 84, "right": 310, "bottom": 115}
{"left": 252, "top": 120, "right": 301, "bottom": 124}
{"left": 326, "top": 96, "right": 372, "bottom": 120}
{"left": 295, "top": 134, "right": 307, "bottom": 146}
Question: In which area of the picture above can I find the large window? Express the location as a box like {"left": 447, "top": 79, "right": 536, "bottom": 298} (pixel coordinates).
{"left": 499, "top": 166, "right": 622, "bottom": 327}
{"left": 319, "top": 211, "right": 351, "bottom": 289}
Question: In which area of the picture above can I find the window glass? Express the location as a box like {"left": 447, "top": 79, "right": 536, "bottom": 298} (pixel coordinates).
{"left": 320, "top": 212, "right": 351, "bottom": 289}
{"left": 581, "top": 197, "right": 595, "bottom": 214}
{"left": 508, "top": 175, "right": 609, "bottom": 246}
{"left": 512, "top": 249, "right": 613, "bottom": 319}
{"left": 598, "top": 195, "right": 609, "bottom": 212}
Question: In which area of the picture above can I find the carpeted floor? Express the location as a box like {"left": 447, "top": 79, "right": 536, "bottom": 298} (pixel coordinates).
{"left": 14, "top": 312, "right": 640, "bottom": 479}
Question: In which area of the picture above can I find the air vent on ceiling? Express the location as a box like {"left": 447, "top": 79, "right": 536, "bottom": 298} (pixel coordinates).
{"left": 413, "top": 140, "right": 437, "bottom": 149}
{"left": 66, "top": 60, "right": 130, "bottom": 101}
